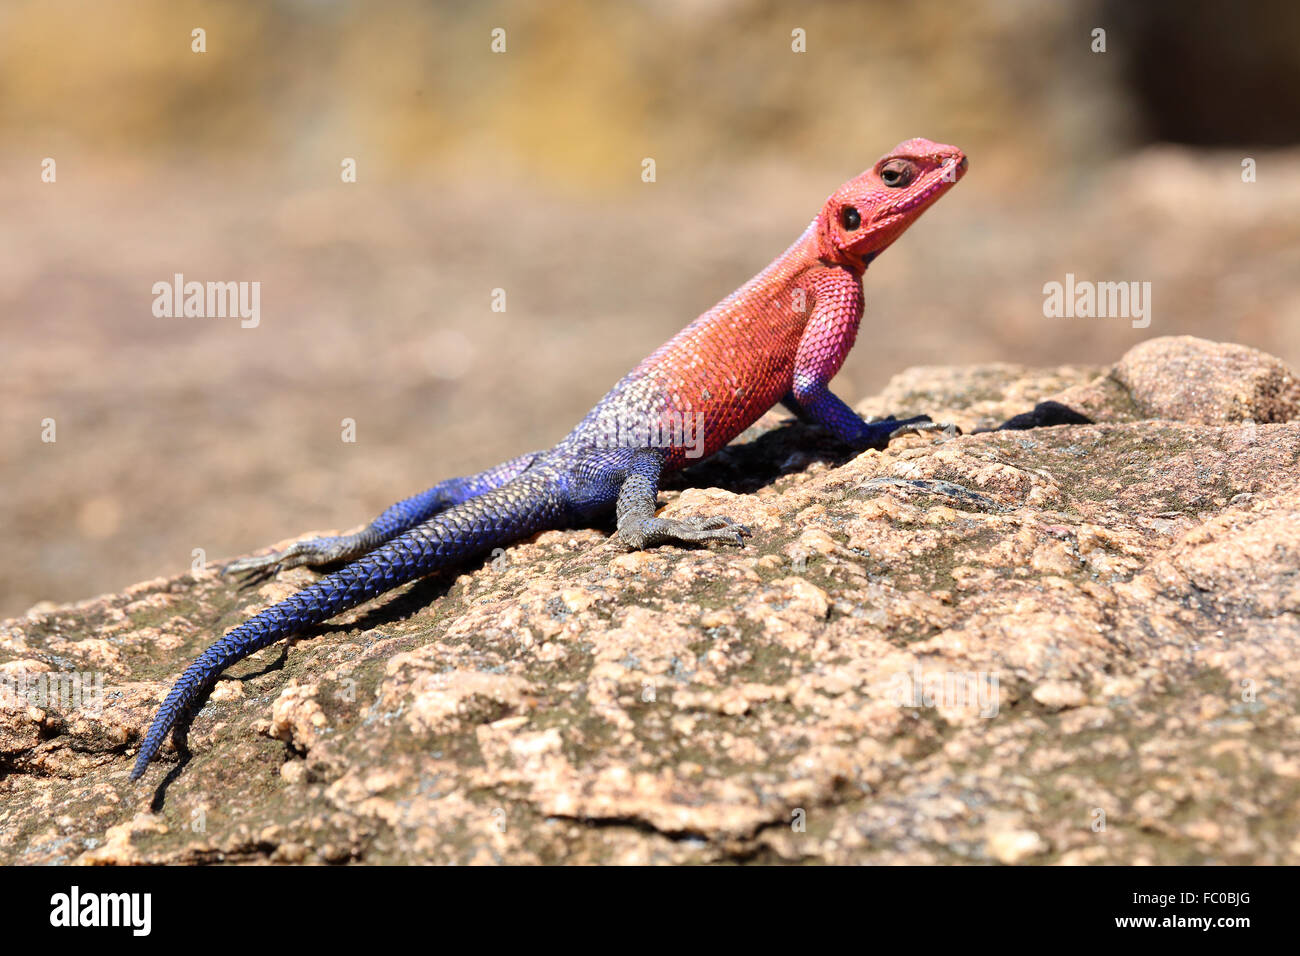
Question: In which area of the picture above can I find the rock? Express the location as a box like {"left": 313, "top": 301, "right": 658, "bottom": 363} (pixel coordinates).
{"left": 1114, "top": 336, "right": 1300, "bottom": 424}
{"left": 1049, "top": 335, "right": 1300, "bottom": 425}
{"left": 1, "top": 338, "right": 1298, "bottom": 864}
{"left": 1032, "top": 681, "right": 1089, "bottom": 711}
{"left": 268, "top": 681, "right": 328, "bottom": 752}
{"left": 987, "top": 827, "right": 1048, "bottom": 864}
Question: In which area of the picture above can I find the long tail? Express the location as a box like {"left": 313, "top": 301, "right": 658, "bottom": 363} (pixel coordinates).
{"left": 131, "top": 471, "right": 566, "bottom": 780}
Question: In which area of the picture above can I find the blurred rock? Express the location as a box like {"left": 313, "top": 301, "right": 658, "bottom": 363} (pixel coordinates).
{"left": 1115, "top": 336, "right": 1300, "bottom": 424}
{"left": 1051, "top": 335, "right": 1300, "bottom": 425}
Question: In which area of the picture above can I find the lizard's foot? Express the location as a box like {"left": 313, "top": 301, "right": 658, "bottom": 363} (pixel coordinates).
{"left": 885, "top": 416, "right": 961, "bottom": 443}
{"left": 222, "top": 533, "right": 377, "bottom": 580}
{"left": 856, "top": 414, "right": 961, "bottom": 450}
{"left": 620, "top": 515, "right": 752, "bottom": 550}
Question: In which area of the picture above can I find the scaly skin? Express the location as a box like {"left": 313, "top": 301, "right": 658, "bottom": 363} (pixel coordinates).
{"left": 131, "top": 138, "right": 969, "bottom": 780}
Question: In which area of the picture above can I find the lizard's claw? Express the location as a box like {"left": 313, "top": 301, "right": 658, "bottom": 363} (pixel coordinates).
{"left": 223, "top": 532, "right": 384, "bottom": 581}
{"left": 220, "top": 552, "right": 287, "bottom": 586}
{"left": 222, "top": 536, "right": 345, "bottom": 578}
{"left": 885, "top": 417, "right": 961, "bottom": 444}
{"left": 851, "top": 414, "right": 960, "bottom": 451}
{"left": 661, "top": 515, "right": 751, "bottom": 547}
{"left": 221, "top": 552, "right": 279, "bottom": 576}
{"left": 683, "top": 514, "right": 752, "bottom": 544}
{"left": 621, "top": 515, "right": 752, "bottom": 549}
{"left": 674, "top": 515, "right": 752, "bottom": 547}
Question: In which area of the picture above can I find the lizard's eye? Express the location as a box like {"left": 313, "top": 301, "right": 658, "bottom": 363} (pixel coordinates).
{"left": 840, "top": 206, "right": 861, "bottom": 230}
{"left": 880, "top": 160, "right": 915, "bottom": 188}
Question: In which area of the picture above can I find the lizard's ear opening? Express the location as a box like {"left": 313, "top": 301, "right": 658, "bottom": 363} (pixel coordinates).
{"left": 817, "top": 195, "right": 869, "bottom": 268}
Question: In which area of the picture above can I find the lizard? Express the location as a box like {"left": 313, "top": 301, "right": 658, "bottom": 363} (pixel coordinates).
{"left": 131, "top": 137, "right": 977, "bottom": 781}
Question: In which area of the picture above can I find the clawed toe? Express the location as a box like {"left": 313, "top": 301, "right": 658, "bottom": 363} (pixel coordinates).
{"left": 221, "top": 535, "right": 357, "bottom": 580}
{"left": 619, "top": 513, "right": 752, "bottom": 549}
{"left": 679, "top": 515, "right": 751, "bottom": 546}
{"left": 221, "top": 554, "right": 277, "bottom": 575}
{"left": 220, "top": 553, "right": 286, "bottom": 587}
{"left": 689, "top": 515, "right": 747, "bottom": 532}
{"left": 222, "top": 542, "right": 318, "bottom": 580}
{"left": 887, "top": 419, "right": 961, "bottom": 443}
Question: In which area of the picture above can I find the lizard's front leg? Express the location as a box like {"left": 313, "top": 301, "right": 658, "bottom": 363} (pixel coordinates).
{"left": 613, "top": 448, "right": 750, "bottom": 549}
{"left": 787, "top": 270, "right": 957, "bottom": 450}
{"left": 786, "top": 384, "right": 946, "bottom": 450}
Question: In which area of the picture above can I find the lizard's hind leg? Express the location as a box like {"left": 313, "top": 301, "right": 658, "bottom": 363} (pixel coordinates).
{"left": 614, "top": 448, "right": 750, "bottom": 550}
{"left": 224, "top": 450, "right": 544, "bottom": 577}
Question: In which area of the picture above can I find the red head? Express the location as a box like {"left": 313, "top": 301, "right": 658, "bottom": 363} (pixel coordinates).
{"left": 816, "top": 138, "right": 966, "bottom": 272}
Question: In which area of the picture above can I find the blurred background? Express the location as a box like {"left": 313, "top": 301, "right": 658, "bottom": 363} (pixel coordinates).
{"left": 2, "top": 0, "right": 1298, "bottom": 617}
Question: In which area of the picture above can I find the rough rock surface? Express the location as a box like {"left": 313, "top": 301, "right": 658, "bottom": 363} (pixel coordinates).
{"left": 2, "top": 336, "right": 1298, "bottom": 865}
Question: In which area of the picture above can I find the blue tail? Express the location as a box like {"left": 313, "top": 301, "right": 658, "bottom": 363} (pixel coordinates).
{"left": 131, "top": 471, "right": 567, "bottom": 780}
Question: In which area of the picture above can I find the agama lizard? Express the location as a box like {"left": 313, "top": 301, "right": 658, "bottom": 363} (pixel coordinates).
{"left": 131, "top": 137, "right": 975, "bottom": 780}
